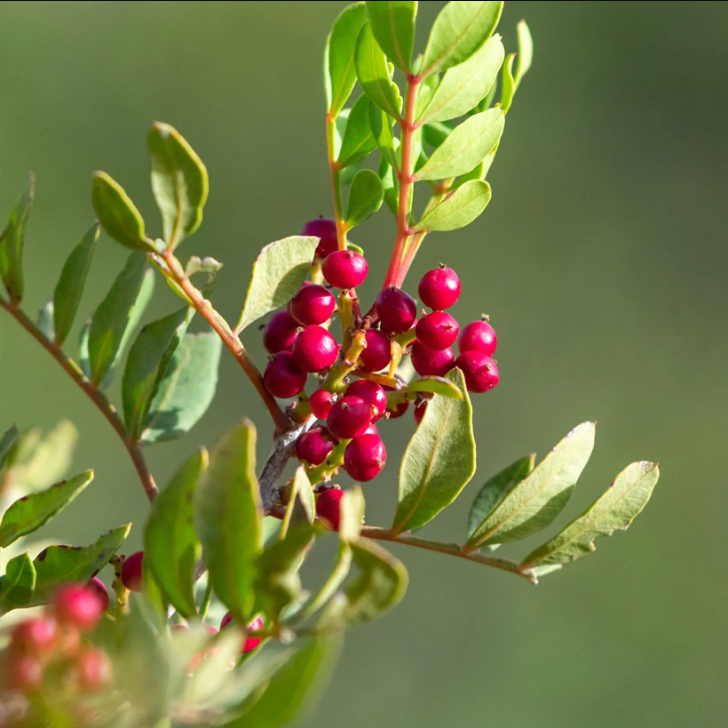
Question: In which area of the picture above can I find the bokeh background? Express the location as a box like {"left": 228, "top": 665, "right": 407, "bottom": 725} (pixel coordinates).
{"left": 1, "top": 1, "right": 727, "bottom": 725}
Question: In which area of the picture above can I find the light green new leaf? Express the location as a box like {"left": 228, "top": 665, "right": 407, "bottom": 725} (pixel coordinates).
{"left": 500, "top": 53, "right": 516, "bottom": 114}
{"left": 0, "top": 426, "right": 19, "bottom": 473}
{"left": 355, "top": 23, "right": 403, "bottom": 119}
{"left": 53, "top": 223, "right": 99, "bottom": 345}
{"left": 469, "top": 422, "right": 596, "bottom": 547}
{"left": 407, "top": 376, "right": 462, "bottom": 399}
{"left": 393, "top": 368, "right": 475, "bottom": 533}
{"left": 520, "top": 461, "right": 660, "bottom": 575}
{"left": 337, "top": 95, "right": 377, "bottom": 168}
{"left": 420, "top": 1, "right": 503, "bottom": 77}
{"left": 0, "top": 553, "right": 36, "bottom": 612}
{"left": 36, "top": 300, "right": 54, "bottom": 341}
{"left": 236, "top": 236, "right": 319, "bottom": 332}
{"left": 0, "top": 174, "right": 34, "bottom": 303}
{"left": 515, "top": 20, "right": 533, "bottom": 88}
{"left": 0, "top": 471, "right": 94, "bottom": 548}
{"left": 365, "top": 1, "right": 417, "bottom": 73}
{"left": 148, "top": 122, "right": 209, "bottom": 247}
{"left": 415, "top": 108, "right": 504, "bottom": 181}
{"left": 414, "top": 180, "right": 491, "bottom": 232}
{"left": 345, "top": 169, "right": 384, "bottom": 229}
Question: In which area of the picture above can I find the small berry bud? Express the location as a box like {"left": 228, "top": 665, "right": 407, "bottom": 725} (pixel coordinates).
{"left": 264, "top": 352, "right": 307, "bottom": 398}
{"left": 302, "top": 218, "right": 338, "bottom": 259}
{"left": 414, "top": 401, "right": 428, "bottom": 425}
{"left": 54, "top": 583, "right": 104, "bottom": 632}
{"left": 418, "top": 266, "right": 461, "bottom": 310}
{"left": 345, "top": 380, "right": 387, "bottom": 422}
{"left": 243, "top": 617, "right": 264, "bottom": 654}
{"left": 415, "top": 311, "right": 460, "bottom": 351}
{"left": 326, "top": 396, "right": 373, "bottom": 440}
{"left": 344, "top": 434, "right": 387, "bottom": 482}
{"left": 316, "top": 488, "right": 344, "bottom": 530}
{"left": 121, "top": 551, "right": 144, "bottom": 593}
{"left": 359, "top": 330, "right": 392, "bottom": 373}
{"left": 309, "top": 388, "right": 335, "bottom": 419}
{"left": 6, "top": 653, "right": 43, "bottom": 693}
{"left": 289, "top": 284, "right": 336, "bottom": 325}
{"left": 455, "top": 351, "right": 499, "bottom": 392}
{"left": 263, "top": 311, "right": 299, "bottom": 353}
{"left": 322, "top": 250, "right": 369, "bottom": 289}
{"left": 410, "top": 341, "right": 455, "bottom": 377}
{"left": 292, "top": 325, "right": 339, "bottom": 372}
{"left": 375, "top": 287, "right": 417, "bottom": 334}
{"left": 296, "top": 427, "right": 335, "bottom": 466}
{"left": 459, "top": 319, "right": 497, "bottom": 356}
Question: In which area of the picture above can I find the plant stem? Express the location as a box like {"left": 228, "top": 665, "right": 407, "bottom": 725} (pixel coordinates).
{"left": 326, "top": 113, "right": 347, "bottom": 251}
{"left": 0, "top": 295, "right": 158, "bottom": 503}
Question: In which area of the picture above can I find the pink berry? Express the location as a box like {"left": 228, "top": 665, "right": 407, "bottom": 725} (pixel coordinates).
{"left": 292, "top": 325, "right": 339, "bottom": 372}
{"left": 121, "top": 551, "right": 144, "bottom": 593}
{"left": 322, "top": 250, "right": 368, "bottom": 289}
{"left": 415, "top": 311, "right": 460, "bottom": 351}
{"left": 345, "top": 380, "right": 387, "bottom": 422}
{"left": 383, "top": 386, "right": 410, "bottom": 418}
{"left": 344, "top": 434, "right": 387, "bottom": 482}
{"left": 7, "top": 654, "right": 43, "bottom": 693}
{"left": 11, "top": 618, "right": 58, "bottom": 655}
{"left": 410, "top": 341, "right": 455, "bottom": 377}
{"left": 316, "top": 488, "right": 344, "bottom": 530}
{"left": 87, "top": 577, "right": 109, "bottom": 613}
{"left": 455, "top": 351, "right": 500, "bottom": 393}
{"left": 414, "top": 401, "right": 428, "bottom": 425}
{"left": 309, "top": 389, "right": 335, "bottom": 419}
{"left": 220, "top": 612, "right": 234, "bottom": 630}
{"left": 289, "top": 284, "right": 336, "bottom": 325}
{"left": 361, "top": 423, "right": 379, "bottom": 436}
{"left": 243, "top": 617, "right": 264, "bottom": 654}
{"left": 375, "top": 287, "right": 417, "bottom": 334}
{"left": 459, "top": 319, "right": 497, "bottom": 356}
{"left": 296, "top": 427, "right": 334, "bottom": 466}
{"left": 264, "top": 352, "right": 307, "bottom": 398}
{"left": 418, "top": 266, "right": 461, "bottom": 310}
{"left": 55, "top": 583, "right": 105, "bottom": 631}
{"left": 263, "top": 311, "right": 299, "bottom": 354}
{"left": 326, "top": 395, "right": 372, "bottom": 440}
{"left": 75, "top": 647, "right": 112, "bottom": 691}
{"left": 302, "top": 218, "right": 338, "bottom": 259}
{"left": 359, "top": 329, "right": 392, "bottom": 373}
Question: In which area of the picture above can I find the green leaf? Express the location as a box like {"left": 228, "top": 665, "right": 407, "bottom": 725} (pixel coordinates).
{"left": 378, "top": 156, "right": 399, "bottom": 214}
{"left": 236, "top": 236, "right": 319, "bottom": 332}
{"left": 0, "top": 425, "right": 18, "bottom": 472}
{"left": 392, "top": 368, "right": 475, "bottom": 533}
{"left": 370, "top": 105, "right": 399, "bottom": 168}
{"left": 297, "top": 543, "right": 353, "bottom": 623}
{"left": 515, "top": 20, "right": 533, "bottom": 88}
{"left": 407, "top": 376, "right": 463, "bottom": 399}
{"left": 92, "top": 171, "right": 156, "bottom": 252}
{"left": 52, "top": 223, "right": 99, "bottom": 345}
{"left": 466, "top": 455, "right": 535, "bottom": 550}
{"left": 325, "top": 2, "right": 369, "bottom": 117}
{"left": 280, "top": 467, "right": 316, "bottom": 537}
{"left": 339, "top": 486, "right": 365, "bottom": 543}
{"left": 148, "top": 122, "right": 209, "bottom": 247}
{"left": 0, "top": 471, "right": 94, "bottom": 548}
{"left": 365, "top": 1, "right": 417, "bottom": 73}
{"left": 414, "top": 108, "right": 504, "bottom": 181}
{"left": 0, "top": 174, "right": 34, "bottom": 303}
{"left": 195, "top": 421, "right": 262, "bottom": 623}
{"left": 469, "top": 422, "right": 596, "bottom": 547}
{"left": 87, "top": 252, "right": 155, "bottom": 387}
{"left": 30, "top": 524, "right": 130, "bottom": 605}
{"left": 142, "top": 331, "right": 222, "bottom": 444}
{"left": 414, "top": 180, "right": 491, "bottom": 232}
{"left": 144, "top": 449, "right": 206, "bottom": 619}
{"left": 500, "top": 52, "right": 516, "bottom": 114}
{"left": 417, "top": 34, "right": 504, "bottom": 123}
{"left": 78, "top": 319, "right": 91, "bottom": 379}
{"left": 355, "top": 23, "right": 403, "bottom": 119}
{"left": 0, "top": 553, "right": 36, "bottom": 612}
{"left": 36, "top": 300, "right": 55, "bottom": 341}
{"left": 337, "top": 95, "right": 377, "bottom": 169}
{"left": 520, "top": 462, "right": 660, "bottom": 575}
{"left": 422, "top": 120, "right": 452, "bottom": 148}
{"left": 419, "top": 1, "right": 504, "bottom": 77}
{"left": 345, "top": 169, "right": 384, "bottom": 229}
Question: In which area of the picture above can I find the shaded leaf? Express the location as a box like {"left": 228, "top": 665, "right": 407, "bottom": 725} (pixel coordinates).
{"left": 365, "top": 1, "right": 417, "bottom": 73}
{"left": 339, "top": 486, "right": 365, "bottom": 544}
{"left": 281, "top": 466, "right": 315, "bottom": 538}
{"left": 355, "top": 23, "right": 403, "bottom": 119}
{"left": 338, "top": 94, "right": 377, "bottom": 169}
{"left": 0, "top": 426, "right": 18, "bottom": 472}
{"left": 370, "top": 105, "right": 399, "bottom": 168}
{"left": 422, "top": 120, "right": 452, "bottom": 149}
{"left": 345, "top": 169, "right": 384, "bottom": 229}
{"left": 414, "top": 180, "right": 491, "bottom": 232}
{"left": 0, "top": 174, "right": 34, "bottom": 303}
{"left": 0, "top": 553, "right": 36, "bottom": 612}
{"left": 36, "top": 300, "right": 54, "bottom": 341}
{"left": 407, "top": 376, "right": 463, "bottom": 400}
{"left": 297, "top": 543, "right": 353, "bottom": 624}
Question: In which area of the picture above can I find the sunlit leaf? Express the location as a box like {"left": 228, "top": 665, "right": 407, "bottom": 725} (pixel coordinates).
{"left": 345, "top": 169, "right": 384, "bottom": 229}
{"left": 355, "top": 23, "right": 403, "bottom": 119}
{"left": 406, "top": 376, "right": 462, "bottom": 399}
{"left": 414, "top": 180, "right": 491, "bottom": 232}
{"left": 338, "top": 94, "right": 377, "bottom": 168}
{"left": 365, "top": 1, "right": 417, "bottom": 73}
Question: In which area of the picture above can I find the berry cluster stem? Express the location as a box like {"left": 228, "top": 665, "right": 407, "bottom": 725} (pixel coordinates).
{"left": 326, "top": 113, "right": 347, "bottom": 252}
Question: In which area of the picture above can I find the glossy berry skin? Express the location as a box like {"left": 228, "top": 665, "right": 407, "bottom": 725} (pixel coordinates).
{"left": 322, "top": 250, "right": 368, "bottom": 289}
{"left": 120, "top": 551, "right": 144, "bottom": 593}
{"left": 415, "top": 311, "right": 460, "bottom": 351}
{"left": 316, "top": 488, "right": 344, "bottom": 530}
{"left": 55, "top": 583, "right": 105, "bottom": 632}
{"left": 326, "top": 396, "right": 372, "bottom": 440}
{"left": 414, "top": 401, "right": 428, "bottom": 425}
{"left": 11, "top": 618, "right": 57, "bottom": 654}
{"left": 7, "top": 654, "right": 43, "bottom": 693}
{"left": 296, "top": 428, "right": 334, "bottom": 466}
{"left": 375, "top": 287, "right": 417, "bottom": 334}
{"left": 455, "top": 351, "right": 500, "bottom": 393}
{"left": 87, "top": 577, "right": 109, "bottom": 613}
{"left": 361, "top": 423, "right": 379, "bottom": 436}
{"left": 359, "top": 330, "right": 392, "bottom": 373}
{"left": 263, "top": 311, "right": 299, "bottom": 353}
{"left": 244, "top": 617, "right": 264, "bottom": 654}
{"left": 289, "top": 284, "right": 336, "bottom": 325}
{"left": 292, "top": 325, "right": 339, "bottom": 372}
{"left": 345, "top": 380, "right": 387, "bottom": 422}
{"left": 264, "top": 352, "right": 307, "bottom": 398}
{"left": 309, "top": 389, "right": 335, "bottom": 419}
{"left": 418, "top": 267, "right": 461, "bottom": 310}
{"left": 459, "top": 319, "right": 497, "bottom": 356}
{"left": 410, "top": 341, "right": 455, "bottom": 377}
{"left": 302, "top": 218, "right": 338, "bottom": 259}
{"left": 76, "top": 647, "right": 112, "bottom": 691}
{"left": 344, "top": 434, "right": 387, "bottom": 482}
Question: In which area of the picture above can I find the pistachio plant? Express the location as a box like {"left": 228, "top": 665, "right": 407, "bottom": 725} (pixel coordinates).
{"left": 0, "top": 2, "right": 660, "bottom": 726}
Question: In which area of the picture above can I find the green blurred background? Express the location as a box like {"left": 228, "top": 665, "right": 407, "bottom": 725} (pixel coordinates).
{"left": 1, "top": 1, "right": 726, "bottom": 725}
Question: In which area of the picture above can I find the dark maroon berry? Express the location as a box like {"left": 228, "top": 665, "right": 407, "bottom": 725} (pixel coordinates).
{"left": 410, "top": 341, "right": 455, "bottom": 377}
{"left": 309, "top": 389, "right": 335, "bottom": 419}
{"left": 121, "top": 551, "right": 144, "bottom": 593}
{"left": 302, "top": 218, "right": 338, "bottom": 258}
{"left": 322, "top": 250, "right": 368, "bottom": 288}
{"left": 345, "top": 380, "right": 387, "bottom": 422}
{"left": 7, "top": 654, "right": 43, "bottom": 693}
{"left": 359, "top": 330, "right": 392, "bottom": 373}
{"left": 375, "top": 287, "right": 417, "bottom": 334}
{"left": 264, "top": 352, "right": 307, "bottom": 398}
{"left": 316, "top": 488, "right": 344, "bottom": 530}
{"left": 383, "top": 386, "right": 410, "bottom": 418}
{"left": 87, "top": 577, "right": 109, "bottom": 613}
{"left": 55, "top": 584, "right": 105, "bottom": 632}
{"left": 289, "top": 284, "right": 336, "bottom": 325}
{"left": 455, "top": 351, "right": 499, "bottom": 393}
{"left": 220, "top": 612, "right": 234, "bottom": 630}
{"left": 418, "top": 266, "right": 461, "bottom": 310}
{"left": 11, "top": 618, "right": 58, "bottom": 655}
{"left": 292, "top": 325, "right": 339, "bottom": 372}
{"left": 459, "top": 319, "right": 497, "bottom": 356}
{"left": 296, "top": 427, "right": 334, "bottom": 465}
{"left": 75, "top": 647, "right": 112, "bottom": 691}
{"left": 415, "top": 311, "right": 460, "bottom": 351}
{"left": 414, "top": 401, "right": 428, "bottom": 425}
{"left": 263, "top": 311, "right": 299, "bottom": 353}
{"left": 244, "top": 617, "right": 264, "bottom": 653}
{"left": 344, "top": 434, "right": 387, "bottom": 482}
{"left": 326, "top": 395, "right": 372, "bottom": 440}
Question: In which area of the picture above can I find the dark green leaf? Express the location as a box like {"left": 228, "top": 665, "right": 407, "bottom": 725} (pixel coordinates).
{"left": 345, "top": 169, "right": 384, "bottom": 229}
{"left": 407, "top": 376, "right": 463, "bottom": 399}
{"left": 337, "top": 95, "right": 377, "bottom": 169}
{"left": 36, "top": 300, "right": 54, "bottom": 341}
{"left": 370, "top": 105, "right": 398, "bottom": 168}
{"left": 0, "top": 553, "right": 36, "bottom": 612}
{"left": 422, "top": 120, "right": 453, "bottom": 148}
{"left": 414, "top": 180, "right": 491, "bottom": 232}
{"left": 0, "top": 174, "right": 34, "bottom": 303}
{"left": 500, "top": 52, "right": 516, "bottom": 114}
{"left": 280, "top": 466, "right": 315, "bottom": 537}
{"left": 365, "top": 1, "right": 417, "bottom": 73}
{"left": 515, "top": 20, "right": 533, "bottom": 88}
{"left": 0, "top": 425, "right": 18, "bottom": 472}
{"left": 297, "top": 543, "right": 353, "bottom": 624}
{"left": 355, "top": 23, "right": 403, "bottom": 119}
{"left": 378, "top": 156, "right": 399, "bottom": 214}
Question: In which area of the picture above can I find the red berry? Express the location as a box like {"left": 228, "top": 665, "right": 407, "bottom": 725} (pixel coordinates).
{"left": 87, "top": 577, "right": 109, "bottom": 613}
{"left": 410, "top": 341, "right": 455, "bottom": 377}
{"left": 296, "top": 427, "right": 334, "bottom": 466}
{"left": 455, "top": 351, "right": 500, "bottom": 393}
{"left": 361, "top": 423, "right": 379, "bottom": 436}
{"left": 359, "top": 330, "right": 392, "bottom": 373}
{"left": 11, "top": 618, "right": 58, "bottom": 654}
{"left": 418, "top": 266, "right": 461, "bottom": 310}
{"left": 302, "top": 218, "right": 338, "bottom": 259}
{"left": 316, "top": 488, "right": 344, "bottom": 530}
{"left": 55, "top": 583, "right": 104, "bottom": 632}
{"left": 383, "top": 386, "right": 410, "bottom": 418}
{"left": 292, "top": 325, "right": 339, "bottom": 372}
{"left": 263, "top": 311, "right": 299, "bottom": 354}
{"left": 326, "top": 396, "right": 372, "bottom": 440}
{"left": 220, "top": 612, "right": 234, "bottom": 630}
{"left": 322, "top": 250, "right": 368, "bottom": 289}
{"left": 264, "top": 352, "right": 307, "bottom": 398}
{"left": 289, "top": 284, "right": 336, "bottom": 325}
{"left": 344, "top": 434, "right": 387, "bottom": 482}
{"left": 459, "top": 319, "right": 497, "bottom": 356}
{"left": 7, "top": 653, "right": 43, "bottom": 693}
{"left": 414, "top": 401, "right": 428, "bottom": 425}
{"left": 309, "top": 389, "right": 335, "bottom": 419}
{"left": 243, "top": 617, "right": 264, "bottom": 654}
{"left": 121, "top": 551, "right": 144, "bottom": 593}
{"left": 75, "top": 647, "right": 112, "bottom": 691}
{"left": 345, "top": 380, "right": 387, "bottom": 422}
{"left": 415, "top": 311, "right": 460, "bottom": 351}
{"left": 375, "top": 287, "right": 417, "bottom": 334}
